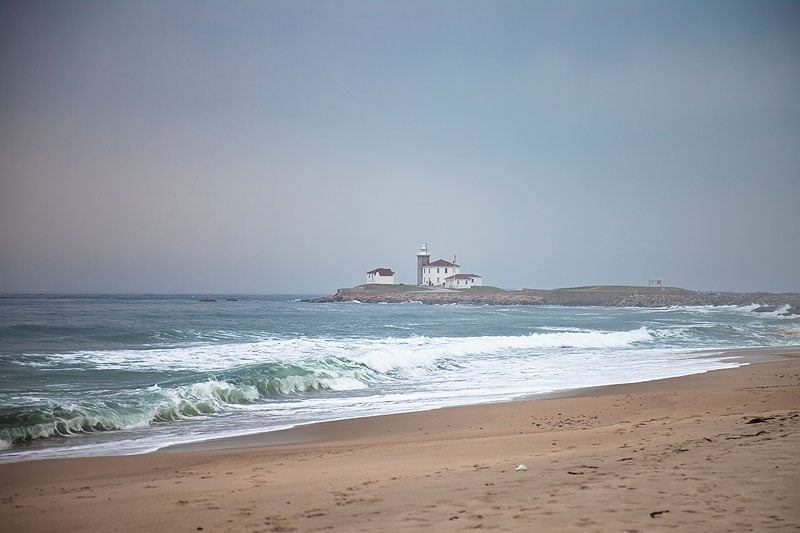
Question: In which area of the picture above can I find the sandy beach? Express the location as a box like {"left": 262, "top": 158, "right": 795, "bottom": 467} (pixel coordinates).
{"left": 2, "top": 350, "right": 798, "bottom": 532}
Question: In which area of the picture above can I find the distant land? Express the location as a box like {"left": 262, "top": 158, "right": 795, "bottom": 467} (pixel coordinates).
{"left": 308, "top": 285, "right": 800, "bottom": 315}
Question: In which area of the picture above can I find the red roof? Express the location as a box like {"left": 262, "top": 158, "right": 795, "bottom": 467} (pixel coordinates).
{"left": 427, "top": 259, "right": 459, "bottom": 268}
{"left": 445, "top": 273, "right": 482, "bottom": 280}
{"left": 367, "top": 268, "right": 394, "bottom": 276}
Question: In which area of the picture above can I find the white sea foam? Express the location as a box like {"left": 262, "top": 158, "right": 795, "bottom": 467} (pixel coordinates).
{"left": 320, "top": 376, "right": 369, "bottom": 391}
{"left": 30, "top": 328, "right": 653, "bottom": 373}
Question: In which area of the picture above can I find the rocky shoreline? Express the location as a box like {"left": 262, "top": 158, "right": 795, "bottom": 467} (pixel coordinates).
{"left": 308, "top": 285, "right": 800, "bottom": 315}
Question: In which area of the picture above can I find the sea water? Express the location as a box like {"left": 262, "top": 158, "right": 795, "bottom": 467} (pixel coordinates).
{"left": 1, "top": 294, "right": 798, "bottom": 463}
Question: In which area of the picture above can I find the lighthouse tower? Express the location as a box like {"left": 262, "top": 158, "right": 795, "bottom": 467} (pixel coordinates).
{"left": 416, "top": 243, "right": 431, "bottom": 286}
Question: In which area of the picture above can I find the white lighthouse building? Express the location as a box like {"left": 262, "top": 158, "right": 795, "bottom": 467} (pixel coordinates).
{"left": 416, "top": 244, "right": 483, "bottom": 288}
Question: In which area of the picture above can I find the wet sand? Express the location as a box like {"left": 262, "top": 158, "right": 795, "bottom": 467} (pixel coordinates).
{"left": 2, "top": 350, "right": 798, "bottom": 532}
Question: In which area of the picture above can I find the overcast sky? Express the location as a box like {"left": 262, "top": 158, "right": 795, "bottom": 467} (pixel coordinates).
{"left": 1, "top": 1, "right": 798, "bottom": 294}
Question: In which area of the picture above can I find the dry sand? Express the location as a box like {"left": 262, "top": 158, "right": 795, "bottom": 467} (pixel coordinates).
{"left": 1, "top": 351, "right": 798, "bottom": 532}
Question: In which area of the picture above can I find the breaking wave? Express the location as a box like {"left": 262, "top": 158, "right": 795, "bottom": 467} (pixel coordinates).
{"left": 0, "top": 328, "right": 652, "bottom": 445}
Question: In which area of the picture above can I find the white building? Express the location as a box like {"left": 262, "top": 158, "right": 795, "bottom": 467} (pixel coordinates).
{"left": 366, "top": 268, "right": 395, "bottom": 285}
{"left": 444, "top": 273, "right": 483, "bottom": 289}
{"left": 421, "top": 259, "right": 460, "bottom": 287}
{"left": 416, "top": 244, "right": 484, "bottom": 288}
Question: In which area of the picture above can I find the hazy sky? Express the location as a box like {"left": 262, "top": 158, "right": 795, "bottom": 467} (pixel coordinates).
{"left": 1, "top": 1, "right": 798, "bottom": 294}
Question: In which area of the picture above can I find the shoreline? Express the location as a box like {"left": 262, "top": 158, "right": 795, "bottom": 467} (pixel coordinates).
{"left": 160, "top": 345, "right": 800, "bottom": 455}
{"left": 2, "top": 347, "right": 798, "bottom": 531}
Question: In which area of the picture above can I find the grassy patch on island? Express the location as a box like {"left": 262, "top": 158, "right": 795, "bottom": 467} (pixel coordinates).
{"left": 461, "top": 285, "right": 505, "bottom": 292}
{"left": 351, "top": 284, "right": 434, "bottom": 293}
{"left": 553, "top": 285, "right": 698, "bottom": 295}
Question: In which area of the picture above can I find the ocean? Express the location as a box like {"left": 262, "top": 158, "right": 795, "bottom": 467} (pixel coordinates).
{"left": 1, "top": 294, "right": 798, "bottom": 463}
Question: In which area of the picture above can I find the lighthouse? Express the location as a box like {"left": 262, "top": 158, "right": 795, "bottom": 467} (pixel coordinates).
{"left": 416, "top": 243, "right": 431, "bottom": 286}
